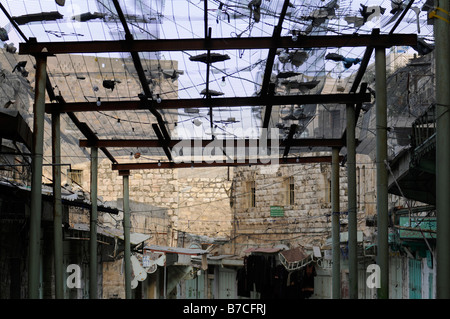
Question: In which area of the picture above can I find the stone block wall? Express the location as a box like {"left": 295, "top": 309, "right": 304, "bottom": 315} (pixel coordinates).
{"left": 53, "top": 158, "right": 235, "bottom": 247}
{"left": 231, "top": 153, "right": 377, "bottom": 256}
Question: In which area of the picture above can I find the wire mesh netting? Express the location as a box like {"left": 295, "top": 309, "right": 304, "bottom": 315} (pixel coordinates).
{"left": 0, "top": 0, "right": 435, "bottom": 168}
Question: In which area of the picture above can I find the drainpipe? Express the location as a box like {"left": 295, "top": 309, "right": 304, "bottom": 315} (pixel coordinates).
{"left": 435, "top": 0, "right": 450, "bottom": 299}
{"left": 28, "top": 53, "right": 47, "bottom": 299}
{"left": 122, "top": 172, "right": 132, "bottom": 299}
{"left": 375, "top": 47, "right": 389, "bottom": 299}
{"left": 90, "top": 147, "right": 98, "bottom": 299}
{"left": 331, "top": 147, "right": 341, "bottom": 299}
{"left": 51, "top": 112, "right": 64, "bottom": 299}
{"left": 346, "top": 104, "right": 358, "bottom": 299}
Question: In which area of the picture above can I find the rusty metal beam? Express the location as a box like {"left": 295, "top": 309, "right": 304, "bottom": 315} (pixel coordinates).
{"left": 282, "top": 124, "right": 298, "bottom": 159}
{"left": 46, "top": 92, "right": 371, "bottom": 113}
{"left": 111, "top": 155, "right": 344, "bottom": 171}
{"left": 20, "top": 34, "right": 418, "bottom": 55}
{"left": 66, "top": 112, "right": 117, "bottom": 163}
{"left": 111, "top": 0, "right": 171, "bottom": 159}
{"left": 340, "top": 30, "right": 378, "bottom": 145}
{"left": 261, "top": 0, "right": 290, "bottom": 96}
{"left": 260, "top": 0, "right": 290, "bottom": 130}
{"left": 79, "top": 138, "right": 346, "bottom": 148}
{"left": 151, "top": 123, "right": 172, "bottom": 161}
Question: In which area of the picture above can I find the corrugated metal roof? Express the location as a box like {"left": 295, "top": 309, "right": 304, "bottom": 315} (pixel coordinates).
{"left": 70, "top": 223, "right": 150, "bottom": 245}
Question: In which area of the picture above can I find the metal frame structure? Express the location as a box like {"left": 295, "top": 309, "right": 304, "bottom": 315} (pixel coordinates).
{"left": 21, "top": 32, "right": 417, "bottom": 170}
{"left": 2, "top": 0, "right": 431, "bottom": 301}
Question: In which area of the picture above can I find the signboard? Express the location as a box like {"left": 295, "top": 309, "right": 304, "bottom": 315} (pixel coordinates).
{"left": 398, "top": 217, "right": 436, "bottom": 239}
{"left": 270, "top": 206, "right": 284, "bottom": 217}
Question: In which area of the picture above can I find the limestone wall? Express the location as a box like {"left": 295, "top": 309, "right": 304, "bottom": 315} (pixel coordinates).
{"left": 60, "top": 158, "right": 234, "bottom": 247}
{"left": 231, "top": 153, "right": 377, "bottom": 256}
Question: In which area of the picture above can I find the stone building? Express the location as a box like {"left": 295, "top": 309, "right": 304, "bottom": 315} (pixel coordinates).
{"left": 230, "top": 154, "right": 377, "bottom": 257}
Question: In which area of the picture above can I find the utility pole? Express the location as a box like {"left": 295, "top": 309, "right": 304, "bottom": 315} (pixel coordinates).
{"left": 90, "top": 147, "right": 98, "bottom": 299}
{"left": 122, "top": 172, "right": 132, "bottom": 299}
{"left": 375, "top": 46, "right": 389, "bottom": 299}
{"left": 331, "top": 147, "right": 341, "bottom": 299}
{"left": 435, "top": 0, "right": 450, "bottom": 299}
{"left": 51, "top": 112, "right": 64, "bottom": 299}
{"left": 346, "top": 104, "right": 358, "bottom": 299}
{"left": 28, "top": 53, "right": 47, "bottom": 299}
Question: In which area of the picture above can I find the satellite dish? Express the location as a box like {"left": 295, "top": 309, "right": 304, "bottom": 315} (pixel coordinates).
{"left": 131, "top": 255, "right": 147, "bottom": 283}
{"left": 147, "top": 263, "right": 157, "bottom": 274}
{"left": 131, "top": 278, "right": 138, "bottom": 289}
{"left": 155, "top": 254, "right": 165, "bottom": 266}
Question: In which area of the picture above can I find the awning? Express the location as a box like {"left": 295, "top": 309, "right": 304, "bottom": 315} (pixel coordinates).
{"left": 243, "top": 247, "right": 284, "bottom": 254}
{"left": 69, "top": 223, "right": 150, "bottom": 245}
{"left": 144, "top": 244, "right": 208, "bottom": 255}
{"left": 279, "top": 247, "right": 314, "bottom": 271}
{"left": 192, "top": 254, "right": 244, "bottom": 267}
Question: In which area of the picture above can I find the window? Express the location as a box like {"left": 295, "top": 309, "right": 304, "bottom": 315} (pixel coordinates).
{"left": 247, "top": 181, "right": 256, "bottom": 208}
{"left": 280, "top": 176, "right": 295, "bottom": 206}
{"left": 284, "top": 176, "right": 295, "bottom": 206}
{"left": 67, "top": 169, "right": 83, "bottom": 186}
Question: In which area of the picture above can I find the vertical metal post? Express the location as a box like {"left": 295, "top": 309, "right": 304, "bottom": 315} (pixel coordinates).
{"left": 375, "top": 47, "right": 389, "bottom": 299}
{"left": 122, "top": 173, "right": 132, "bottom": 299}
{"left": 164, "top": 263, "right": 167, "bottom": 299}
{"left": 28, "top": 54, "right": 47, "bottom": 299}
{"left": 331, "top": 147, "right": 341, "bottom": 299}
{"left": 435, "top": 0, "right": 450, "bottom": 299}
{"left": 346, "top": 104, "right": 358, "bottom": 299}
{"left": 89, "top": 147, "right": 98, "bottom": 299}
{"left": 51, "top": 112, "right": 64, "bottom": 299}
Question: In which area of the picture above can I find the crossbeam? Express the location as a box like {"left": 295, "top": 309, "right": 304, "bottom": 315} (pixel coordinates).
{"left": 46, "top": 93, "right": 371, "bottom": 113}
{"left": 79, "top": 138, "right": 346, "bottom": 148}
{"left": 20, "top": 34, "right": 417, "bottom": 55}
{"left": 111, "top": 155, "right": 343, "bottom": 171}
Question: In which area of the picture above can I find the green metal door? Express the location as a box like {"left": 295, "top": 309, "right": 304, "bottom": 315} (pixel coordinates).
{"left": 218, "top": 269, "right": 236, "bottom": 299}
{"left": 185, "top": 273, "right": 205, "bottom": 299}
{"left": 409, "top": 259, "right": 422, "bottom": 299}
